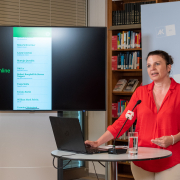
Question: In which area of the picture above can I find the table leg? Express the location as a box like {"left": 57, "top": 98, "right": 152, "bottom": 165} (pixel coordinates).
{"left": 57, "top": 158, "right": 63, "bottom": 180}
{"left": 105, "top": 162, "right": 112, "bottom": 180}
{"left": 112, "top": 162, "right": 118, "bottom": 180}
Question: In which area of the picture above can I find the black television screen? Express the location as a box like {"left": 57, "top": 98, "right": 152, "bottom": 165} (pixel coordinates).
{"left": 0, "top": 26, "right": 106, "bottom": 111}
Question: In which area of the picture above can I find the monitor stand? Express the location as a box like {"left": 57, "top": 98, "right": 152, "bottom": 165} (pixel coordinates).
{"left": 57, "top": 111, "right": 63, "bottom": 117}
{"left": 57, "top": 110, "right": 63, "bottom": 180}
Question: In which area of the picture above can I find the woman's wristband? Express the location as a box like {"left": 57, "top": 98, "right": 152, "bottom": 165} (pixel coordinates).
{"left": 171, "top": 135, "right": 174, "bottom": 145}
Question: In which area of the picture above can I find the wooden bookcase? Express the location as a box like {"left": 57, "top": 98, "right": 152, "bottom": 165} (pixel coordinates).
{"left": 107, "top": 0, "right": 148, "bottom": 179}
{"left": 107, "top": 0, "right": 176, "bottom": 179}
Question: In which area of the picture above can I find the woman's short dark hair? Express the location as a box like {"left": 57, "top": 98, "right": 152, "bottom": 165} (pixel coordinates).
{"left": 146, "top": 50, "right": 174, "bottom": 66}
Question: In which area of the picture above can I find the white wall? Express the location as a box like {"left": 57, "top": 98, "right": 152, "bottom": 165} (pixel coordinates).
{"left": 0, "top": 112, "right": 57, "bottom": 180}
{"left": 88, "top": 0, "right": 107, "bottom": 27}
{"left": 88, "top": 0, "right": 107, "bottom": 176}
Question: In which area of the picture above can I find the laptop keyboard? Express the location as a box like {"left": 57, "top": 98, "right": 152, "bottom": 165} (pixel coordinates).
{"left": 86, "top": 147, "right": 107, "bottom": 154}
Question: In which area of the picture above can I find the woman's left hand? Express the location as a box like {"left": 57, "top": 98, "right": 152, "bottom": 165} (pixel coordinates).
{"left": 151, "top": 136, "right": 173, "bottom": 148}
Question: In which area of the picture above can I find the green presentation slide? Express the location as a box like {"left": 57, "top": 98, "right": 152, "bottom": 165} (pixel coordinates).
{"left": 13, "top": 27, "right": 52, "bottom": 110}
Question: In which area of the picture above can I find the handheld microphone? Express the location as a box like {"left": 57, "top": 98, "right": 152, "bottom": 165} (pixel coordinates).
{"left": 108, "top": 100, "right": 142, "bottom": 154}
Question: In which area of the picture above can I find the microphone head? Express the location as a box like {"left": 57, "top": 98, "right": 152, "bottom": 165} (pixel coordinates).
{"left": 132, "top": 100, "right": 142, "bottom": 112}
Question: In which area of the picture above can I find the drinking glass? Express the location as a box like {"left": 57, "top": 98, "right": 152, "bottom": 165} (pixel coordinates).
{"left": 128, "top": 132, "right": 138, "bottom": 156}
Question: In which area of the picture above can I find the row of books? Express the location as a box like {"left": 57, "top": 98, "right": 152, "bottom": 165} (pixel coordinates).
{"left": 112, "top": 1, "right": 156, "bottom": 26}
{"left": 113, "top": 79, "right": 139, "bottom": 93}
{"left": 112, "top": 100, "right": 136, "bottom": 140}
{"left": 112, "top": 51, "right": 141, "bottom": 70}
{"left": 112, "top": 99, "right": 129, "bottom": 117}
{"left": 112, "top": 31, "right": 141, "bottom": 50}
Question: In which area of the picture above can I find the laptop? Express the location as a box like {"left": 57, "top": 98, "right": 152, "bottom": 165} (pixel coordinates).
{"left": 49, "top": 116, "right": 108, "bottom": 154}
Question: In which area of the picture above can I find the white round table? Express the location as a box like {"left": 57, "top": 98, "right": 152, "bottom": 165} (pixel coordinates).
{"left": 51, "top": 147, "right": 172, "bottom": 180}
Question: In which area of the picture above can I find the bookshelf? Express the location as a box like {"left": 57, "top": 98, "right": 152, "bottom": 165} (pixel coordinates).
{"left": 107, "top": 0, "right": 176, "bottom": 179}
{"left": 112, "top": 48, "right": 142, "bottom": 51}
{"left": 107, "top": 0, "right": 153, "bottom": 179}
{"left": 110, "top": 24, "right": 141, "bottom": 31}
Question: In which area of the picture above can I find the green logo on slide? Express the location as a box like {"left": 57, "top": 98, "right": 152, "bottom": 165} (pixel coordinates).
{"left": 0, "top": 68, "right": 10, "bottom": 73}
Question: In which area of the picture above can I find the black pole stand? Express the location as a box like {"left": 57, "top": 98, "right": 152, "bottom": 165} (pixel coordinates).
{"left": 57, "top": 111, "right": 63, "bottom": 180}
{"left": 57, "top": 158, "right": 63, "bottom": 180}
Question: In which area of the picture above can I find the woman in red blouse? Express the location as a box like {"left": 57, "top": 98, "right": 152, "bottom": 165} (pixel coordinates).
{"left": 85, "top": 50, "right": 180, "bottom": 180}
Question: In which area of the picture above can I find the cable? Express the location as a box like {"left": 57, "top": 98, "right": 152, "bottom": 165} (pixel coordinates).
{"left": 53, "top": 157, "right": 71, "bottom": 169}
{"left": 52, "top": 154, "right": 76, "bottom": 170}
{"left": 92, "top": 161, "right": 99, "bottom": 180}
{"left": 98, "top": 161, "right": 105, "bottom": 168}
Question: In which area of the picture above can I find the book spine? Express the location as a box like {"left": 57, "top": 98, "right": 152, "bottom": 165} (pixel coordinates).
{"left": 126, "top": 52, "right": 129, "bottom": 69}
{"left": 126, "top": 4, "right": 129, "bottom": 24}
{"left": 118, "top": 10, "right": 120, "bottom": 25}
{"left": 124, "top": 53, "right": 127, "bottom": 69}
{"left": 131, "top": 32, "right": 134, "bottom": 49}
{"left": 112, "top": 103, "right": 118, "bottom": 117}
{"left": 120, "top": 103, "right": 123, "bottom": 116}
{"left": 133, "top": 3, "right": 136, "bottom": 24}
{"left": 124, "top": 54, "right": 126, "bottom": 69}
{"left": 137, "top": 51, "right": 140, "bottom": 69}
{"left": 121, "top": 100, "right": 126, "bottom": 115}
{"left": 125, "top": 4, "right": 127, "bottom": 25}
{"left": 112, "top": 35, "right": 117, "bottom": 50}
{"left": 118, "top": 53, "right": 122, "bottom": 69}
{"left": 132, "top": 52, "right": 135, "bottom": 69}
{"left": 121, "top": 54, "right": 124, "bottom": 70}
{"left": 117, "top": 33, "right": 121, "bottom": 49}
{"left": 115, "top": 11, "right": 118, "bottom": 26}
{"left": 119, "top": 33, "right": 122, "bottom": 49}
{"left": 132, "top": 80, "right": 139, "bottom": 92}
{"left": 127, "top": 32, "right": 129, "bottom": 49}
{"left": 129, "top": 3, "right": 132, "bottom": 24}
{"left": 134, "top": 51, "right": 137, "bottom": 69}
{"left": 137, "top": 2, "right": 140, "bottom": 24}
{"left": 112, "top": 11, "right": 115, "bottom": 26}
{"left": 129, "top": 52, "right": 132, "bottom": 69}
{"left": 124, "top": 32, "right": 127, "bottom": 49}
{"left": 139, "top": 32, "right": 141, "bottom": 48}
{"left": 111, "top": 56, "right": 118, "bottom": 70}
{"left": 118, "top": 102, "right": 120, "bottom": 117}
{"left": 119, "top": 10, "right": 121, "bottom": 25}
{"left": 121, "top": 33, "right": 124, "bottom": 49}
{"left": 136, "top": 33, "right": 138, "bottom": 48}
{"left": 129, "top": 3, "right": 131, "bottom": 24}
{"left": 134, "top": 3, "right": 136, "bottom": 24}
{"left": 134, "top": 2, "right": 136, "bottom": 24}
{"left": 133, "top": 32, "right": 135, "bottom": 48}
{"left": 132, "top": 3, "right": 134, "bottom": 24}
{"left": 139, "top": 51, "right": 142, "bottom": 69}
{"left": 127, "top": 31, "right": 131, "bottom": 49}
{"left": 120, "top": 10, "right": 122, "bottom": 25}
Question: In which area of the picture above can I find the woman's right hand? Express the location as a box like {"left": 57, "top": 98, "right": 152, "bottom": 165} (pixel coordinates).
{"left": 84, "top": 131, "right": 114, "bottom": 148}
{"left": 84, "top": 140, "right": 99, "bottom": 148}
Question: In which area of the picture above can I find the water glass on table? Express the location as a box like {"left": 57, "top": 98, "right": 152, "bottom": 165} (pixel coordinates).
{"left": 128, "top": 132, "right": 138, "bottom": 156}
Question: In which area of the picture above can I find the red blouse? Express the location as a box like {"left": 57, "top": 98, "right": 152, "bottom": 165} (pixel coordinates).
{"left": 107, "top": 78, "right": 180, "bottom": 172}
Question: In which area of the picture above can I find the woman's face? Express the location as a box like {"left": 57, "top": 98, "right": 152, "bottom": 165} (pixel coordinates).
{"left": 147, "top": 55, "right": 171, "bottom": 82}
